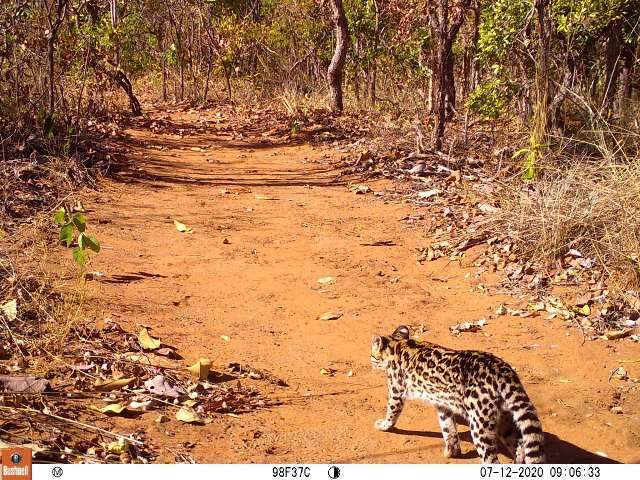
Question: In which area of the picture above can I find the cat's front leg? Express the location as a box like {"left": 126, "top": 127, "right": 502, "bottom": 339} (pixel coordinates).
{"left": 375, "top": 376, "right": 405, "bottom": 431}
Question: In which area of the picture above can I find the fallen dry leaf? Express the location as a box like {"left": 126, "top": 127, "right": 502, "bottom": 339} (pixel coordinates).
{"left": 495, "top": 305, "right": 508, "bottom": 315}
{"left": 174, "top": 220, "right": 194, "bottom": 234}
{"left": 128, "top": 400, "right": 153, "bottom": 412}
{"left": 609, "top": 366, "right": 628, "bottom": 381}
{"left": 176, "top": 406, "right": 206, "bottom": 424}
{"left": 138, "top": 327, "right": 161, "bottom": 350}
{"left": 144, "top": 374, "right": 184, "bottom": 398}
{"left": 155, "top": 414, "right": 170, "bottom": 423}
{"left": 574, "top": 304, "right": 591, "bottom": 316}
{"left": 187, "top": 358, "right": 212, "bottom": 381}
{"left": 156, "top": 347, "right": 180, "bottom": 359}
{"left": 349, "top": 184, "right": 371, "bottom": 194}
{"left": 0, "top": 375, "right": 49, "bottom": 393}
{"left": 104, "top": 439, "right": 130, "bottom": 454}
{"left": 604, "top": 329, "right": 631, "bottom": 340}
{"left": 94, "top": 377, "right": 135, "bottom": 392}
{"left": 449, "top": 319, "right": 487, "bottom": 336}
{"left": 417, "top": 189, "right": 440, "bottom": 199}
{"left": 90, "top": 403, "right": 127, "bottom": 415}
{"left": 1, "top": 299, "right": 17, "bottom": 321}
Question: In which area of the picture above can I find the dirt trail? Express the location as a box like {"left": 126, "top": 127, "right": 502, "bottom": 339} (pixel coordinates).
{"left": 88, "top": 109, "right": 639, "bottom": 463}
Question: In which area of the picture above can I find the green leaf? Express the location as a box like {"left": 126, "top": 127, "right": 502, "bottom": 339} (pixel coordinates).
{"left": 78, "top": 232, "right": 100, "bottom": 252}
{"left": 522, "top": 163, "right": 536, "bottom": 181}
{"left": 72, "top": 247, "right": 87, "bottom": 267}
{"left": 512, "top": 148, "right": 530, "bottom": 159}
{"left": 59, "top": 223, "right": 74, "bottom": 247}
{"left": 53, "top": 207, "right": 67, "bottom": 225}
{"left": 72, "top": 213, "right": 86, "bottom": 232}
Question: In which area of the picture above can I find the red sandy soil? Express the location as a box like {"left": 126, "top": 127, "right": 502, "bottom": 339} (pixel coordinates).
{"left": 86, "top": 108, "right": 640, "bottom": 463}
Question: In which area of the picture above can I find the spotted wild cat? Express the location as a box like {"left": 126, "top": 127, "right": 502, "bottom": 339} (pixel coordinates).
{"left": 371, "top": 325, "right": 545, "bottom": 464}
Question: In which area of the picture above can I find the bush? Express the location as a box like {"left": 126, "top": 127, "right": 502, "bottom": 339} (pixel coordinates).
{"left": 489, "top": 149, "right": 640, "bottom": 287}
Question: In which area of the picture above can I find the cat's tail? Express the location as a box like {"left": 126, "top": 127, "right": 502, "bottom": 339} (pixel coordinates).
{"left": 502, "top": 381, "right": 546, "bottom": 464}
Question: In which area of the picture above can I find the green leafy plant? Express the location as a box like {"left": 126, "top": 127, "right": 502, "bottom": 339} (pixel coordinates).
{"left": 53, "top": 206, "right": 100, "bottom": 267}
{"left": 466, "top": 79, "right": 509, "bottom": 121}
{"left": 512, "top": 137, "right": 546, "bottom": 181}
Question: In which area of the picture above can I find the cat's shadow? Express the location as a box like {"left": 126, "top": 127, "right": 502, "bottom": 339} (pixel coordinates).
{"left": 388, "top": 428, "right": 478, "bottom": 460}
{"left": 388, "top": 428, "right": 620, "bottom": 464}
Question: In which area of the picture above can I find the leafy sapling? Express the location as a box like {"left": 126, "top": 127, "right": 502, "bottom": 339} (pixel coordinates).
{"left": 54, "top": 206, "right": 100, "bottom": 267}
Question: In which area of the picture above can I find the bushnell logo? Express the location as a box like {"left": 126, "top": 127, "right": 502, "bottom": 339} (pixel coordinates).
{"left": 1, "top": 448, "right": 32, "bottom": 480}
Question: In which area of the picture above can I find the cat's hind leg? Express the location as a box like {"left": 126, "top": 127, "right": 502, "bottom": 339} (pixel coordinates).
{"left": 437, "top": 408, "right": 462, "bottom": 458}
{"left": 467, "top": 407, "right": 500, "bottom": 464}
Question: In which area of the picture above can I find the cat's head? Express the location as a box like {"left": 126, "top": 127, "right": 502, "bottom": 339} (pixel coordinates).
{"left": 370, "top": 325, "right": 410, "bottom": 369}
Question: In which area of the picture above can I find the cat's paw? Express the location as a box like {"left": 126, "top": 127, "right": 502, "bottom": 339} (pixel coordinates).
{"left": 374, "top": 419, "right": 393, "bottom": 431}
{"left": 443, "top": 442, "right": 462, "bottom": 458}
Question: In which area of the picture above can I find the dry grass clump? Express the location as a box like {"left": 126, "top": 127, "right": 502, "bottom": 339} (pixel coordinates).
{"left": 0, "top": 229, "right": 87, "bottom": 371}
{"left": 491, "top": 154, "right": 640, "bottom": 287}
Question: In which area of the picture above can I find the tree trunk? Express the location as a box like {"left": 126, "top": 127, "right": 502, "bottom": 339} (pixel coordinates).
{"left": 168, "top": 10, "right": 185, "bottom": 101}
{"left": 162, "top": 58, "right": 168, "bottom": 101}
{"left": 443, "top": 44, "right": 456, "bottom": 116}
{"left": 549, "top": 51, "right": 575, "bottom": 134}
{"left": 223, "top": 64, "right": 232, "bottom": 100}
{"left": 44, "top": 0, "right": 68, "bottom": 117}
{"left": 203, "top": 56, "right": 212, "bottom": 104}
{"left": 602, "top": 19, "right": 622, "bottom": 116}
{"left": 179, "top": 58, "right": 185, "bottom": 101}
{"left": 469, "top": 2, "right": 481, "bottom": 93}
{"left": 47, "top": 36, "right": 55, "bottom": 116}
{"left": 534, "top": 0, "right": 551, "bottom": 136}
{"left": 618, "top": 38, "right": 636, "bottom": 118}
{"left": 327, "top": 0, "right": 349, "bottom": 113}
{"left": 110, "top": 69, "right": 142, "bottom": 116}
{"left": 428, "top": 0, "right": 470, "bottom": 150}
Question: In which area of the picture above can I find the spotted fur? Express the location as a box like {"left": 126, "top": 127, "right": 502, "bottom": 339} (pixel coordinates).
{"left": 371, "top": 325, "right": 545, "bottom": 464}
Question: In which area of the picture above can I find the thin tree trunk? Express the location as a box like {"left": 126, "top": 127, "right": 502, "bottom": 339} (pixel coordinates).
{"left": 203, "top": 56, "right": 212, "bottom": 104}
{"left": 162, "top": 58, "right": 168, "bottom": 101}
{"left": 602, "top": 19, "right": 622, "bottom": 116}
{"left": 44, "top": 0, "right": 68, "bottom": 117}
{"left": 47, "top": 36, "right": 55, "bottom": 115}
{"left": 534, "top": 0, "right": 551, "bottom": 137}
{"left": 618, "top": 38, "right": 636, "bottom": 119}
{"left": 549, "top": 51, "right": 575, "bottom": 134}
{"left": 168, "top": 10, "right": 185, "bottom": 101}
{"left": 327, "top": 0, "right": 349, "bottom": 113}
{"left": 223, "top": 65, "right": 232, "bottom": 100}
{"left": 469, "top": 2, "right": 480, "bottom": 93}
{"left": 179, "top": 60, "right": 185, "bottom": 101}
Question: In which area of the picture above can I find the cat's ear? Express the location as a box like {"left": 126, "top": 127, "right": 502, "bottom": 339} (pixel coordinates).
{"left": 371, "top": 335, "right": 383, "bottom": 351}
{"left": 392, "top": 325, "right": 410, "bottom": 340}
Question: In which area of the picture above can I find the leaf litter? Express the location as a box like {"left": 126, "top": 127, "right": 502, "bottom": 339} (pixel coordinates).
{"left": 0, "top": 309, "right": 284, "bottom": 463}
